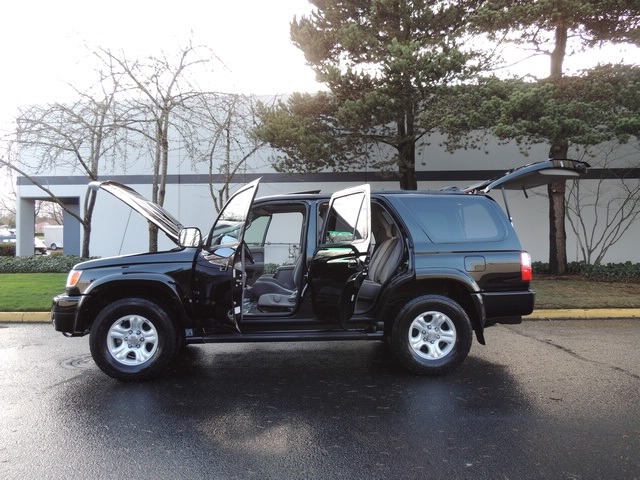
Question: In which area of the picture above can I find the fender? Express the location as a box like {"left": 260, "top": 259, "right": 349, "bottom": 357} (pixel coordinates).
{"left": 384, "top": 266, "right": 487, "bottom": 344}
{"left": 76, "top": 272, "right": 191, "bottom": 331}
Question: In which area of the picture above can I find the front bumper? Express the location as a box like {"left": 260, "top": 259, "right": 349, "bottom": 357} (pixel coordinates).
{"left": 51, "top": 294, "right": 83, "bottom": 335}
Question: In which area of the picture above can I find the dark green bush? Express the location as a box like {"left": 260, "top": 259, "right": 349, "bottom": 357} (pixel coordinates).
{"left": 533, "top": 261, "right": 640, "bottom": 283}
{"left": 0, "top": 243, "right": 16, "bottom": 257}
{"left": 0, "top": 256, "right": 94, "bottom": 273}
{"left": 3, "top": 255, "right": 639, "bottom": 281}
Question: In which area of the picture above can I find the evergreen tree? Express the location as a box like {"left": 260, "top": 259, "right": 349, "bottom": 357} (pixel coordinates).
{"left": 472, "top": 0, "right": 640, "bottom": 274}
{"left": 258, "top": 0, "right": 483, "bottom": 190}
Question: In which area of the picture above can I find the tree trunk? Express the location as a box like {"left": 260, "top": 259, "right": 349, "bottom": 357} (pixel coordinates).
{"left": 398, "top": 140, "right": 417, "bottom": 190}
{"left": 546, "top": 23, "right": 569, "bottom": 275}
{"left": 548, "top": 142, "right": 569, "bottom": 274}
{"left": 397, "top": 104, "right": 417, "bottom": 191}
{"left": 81, "top": 189, "right": 97, "bottom": 258}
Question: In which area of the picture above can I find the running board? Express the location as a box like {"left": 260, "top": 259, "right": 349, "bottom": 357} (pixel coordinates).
{"left": 188, "top": 329, "right": 384, "bottom": 344}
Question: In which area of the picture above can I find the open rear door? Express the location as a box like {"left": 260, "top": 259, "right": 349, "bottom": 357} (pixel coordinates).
{"left": 309, "top": 185, "right": 371, "bottom": 328}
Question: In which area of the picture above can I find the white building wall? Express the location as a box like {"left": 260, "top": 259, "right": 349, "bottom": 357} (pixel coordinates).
{"left": 16, "top": 133, "right": 640, "bottom": 263}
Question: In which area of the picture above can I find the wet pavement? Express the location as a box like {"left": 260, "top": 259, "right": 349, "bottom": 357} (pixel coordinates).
{"left": 1, "top": 320, "right": 639, "bottom": 479}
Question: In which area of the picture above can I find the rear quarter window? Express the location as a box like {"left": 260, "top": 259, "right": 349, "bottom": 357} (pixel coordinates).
{"left": 400, "top": 196, "right": 507, "bottom": 243}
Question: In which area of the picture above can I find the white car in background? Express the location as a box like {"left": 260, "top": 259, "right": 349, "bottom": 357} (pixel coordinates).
{"left": 34, "top": 237, "right": 48, "bottom": 255}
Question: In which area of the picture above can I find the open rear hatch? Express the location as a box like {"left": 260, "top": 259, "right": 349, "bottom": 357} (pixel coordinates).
{"left": 463, "top": 159, "right": 589, "bottom": 194}
{"left": 463, "top": 158, "right": 590, "bottom": 222}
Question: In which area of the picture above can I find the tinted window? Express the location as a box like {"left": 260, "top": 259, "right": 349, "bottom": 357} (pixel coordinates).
{"left": 246, "top": 211, "right": 304, "bottom": 265}
{"left": 323, "top": 192, "right": 368, "bottom": 244}
{"left": 401, "top": 196, "right": 506, "bottom": 243}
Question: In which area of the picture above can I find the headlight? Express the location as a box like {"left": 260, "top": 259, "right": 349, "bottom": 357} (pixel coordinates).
{"left": 66, "top": 270, "right": 83, "bottom": 289}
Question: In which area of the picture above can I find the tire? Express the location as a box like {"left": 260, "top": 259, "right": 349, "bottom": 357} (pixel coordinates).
{"left": 391, "top": 295, "right": 473, "bottom": 376}
{"left": 89, "top": 298, "right": 179, "bottom": 381}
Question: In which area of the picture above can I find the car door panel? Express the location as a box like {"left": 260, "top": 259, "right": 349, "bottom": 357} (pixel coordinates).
{"left": 309, "top": 185, "right": 371, "bottom": 327}
{"left": 196, "top": 179, "right": 260, "bottom": 331}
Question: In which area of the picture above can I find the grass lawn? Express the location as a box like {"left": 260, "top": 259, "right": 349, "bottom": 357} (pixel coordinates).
{"left": 0, "top": 273, "right": 639, "bottom": 312}
{"left": 532, "top": 277, "right": 640, "bottom": 309}
{"left": 0, "top": 273, "right": 67, "bottom": 312}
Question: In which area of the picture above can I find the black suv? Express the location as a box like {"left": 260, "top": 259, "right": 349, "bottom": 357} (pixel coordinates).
{"left": 52, "top": 159, "right": 588, "bottom": 381}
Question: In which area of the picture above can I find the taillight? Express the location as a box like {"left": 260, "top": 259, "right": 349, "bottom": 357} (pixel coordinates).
{"left": 521, "top": 252, "right": 532, "bottom": 282}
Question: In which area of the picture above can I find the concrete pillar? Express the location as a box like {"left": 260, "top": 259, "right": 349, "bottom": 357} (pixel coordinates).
{"left": 62, "top": 199, "right": 81, "bottom": 256}
{"left": 16, "top": 198, "right": 35, "bottom": 256}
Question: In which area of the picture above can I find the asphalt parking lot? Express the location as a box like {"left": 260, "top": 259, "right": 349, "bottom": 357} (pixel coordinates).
{"left": 1, "top": 319, "right": 639, "bottom": 479}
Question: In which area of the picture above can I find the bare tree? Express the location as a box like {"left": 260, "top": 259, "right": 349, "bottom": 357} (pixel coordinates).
{"left": 5, "top": 71, "right": 126, "bottom": 257}
{"left": 566, "top": 143, "right": 640, "bottom": 265}
{"left": 36, "top": 200, "right": 63, "bottom": 225}
{"left": 180, "top": 93, "right": 266, "bottom": 211}
{"left": 0, "top": 162, "right": 16, "bottom": 223}
{"left": 96, "top": 42, "right": 221, "bottom": 251}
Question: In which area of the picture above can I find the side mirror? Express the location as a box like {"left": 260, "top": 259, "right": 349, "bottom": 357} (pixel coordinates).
{"left": 179, "top": 227, "right": 202, "bottom": 247}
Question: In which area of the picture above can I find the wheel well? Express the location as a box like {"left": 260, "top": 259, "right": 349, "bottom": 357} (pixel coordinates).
{"left": 382, "top": 279, "right": 480, "bottom": 334}
{"left": 79, "top": 281, "right": 186, "bottom": 333}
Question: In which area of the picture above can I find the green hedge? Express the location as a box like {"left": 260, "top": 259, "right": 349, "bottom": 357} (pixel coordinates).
{"left": 1, "top": 255, "right": 639, "bottom": 281}
{"left": 533, "top": 261, "right": 640, "bottom": 283}
{"left": 0, "top": 243, "right": 16, "bottom": 257}
{"left": 0, "top": 256, "right": 93, "bottom": 273}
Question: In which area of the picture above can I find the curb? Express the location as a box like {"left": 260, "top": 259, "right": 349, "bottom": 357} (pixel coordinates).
{"left": 525, "top": 308, "right": 640, "bottom": 320}
{"left": 0, "top": 312, "right": 51, "bottom": 323}
{"left": 1, "top": 309, "right": 640, "bottom": 324}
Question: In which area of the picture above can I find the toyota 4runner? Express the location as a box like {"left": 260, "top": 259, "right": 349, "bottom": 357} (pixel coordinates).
{"left": 52, "top": 159, "right": 588, "bottom": 381}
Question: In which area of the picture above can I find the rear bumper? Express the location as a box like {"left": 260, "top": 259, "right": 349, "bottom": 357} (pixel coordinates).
{"left": 51, "top": 294, "right": 84, "bottom": 335}
{"left": 481, "top": 290, "right": 535, "bottom": 324}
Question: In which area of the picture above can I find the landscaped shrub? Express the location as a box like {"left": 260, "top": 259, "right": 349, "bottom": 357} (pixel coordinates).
{"left": 0, "top": 256, "right": 94, "bottom": 273}
{"left": 533, "top": 261, "right": 640, "bottom": 283}
{"left": 0, "top": 243, "right": 16, "bottom": 257}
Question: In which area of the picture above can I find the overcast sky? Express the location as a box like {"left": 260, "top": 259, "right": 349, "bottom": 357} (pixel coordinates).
{"left": 0, "top": 0, "right": 321, "bottom": 127}
{"left": 2, "top": 1, "right": 638, "bottom": 123}
{"left": 1, "top": 0, "right": 638, "bottom": 141}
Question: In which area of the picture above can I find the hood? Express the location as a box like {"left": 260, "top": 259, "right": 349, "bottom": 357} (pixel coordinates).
{"left": 88, "top": 181, "right": 183, "bottom": 244}
{"left": 73, "top": 248, "right": 196, "bottom": 271}
{"left": 464, "top": 159, "right": 590, "bottom": 194}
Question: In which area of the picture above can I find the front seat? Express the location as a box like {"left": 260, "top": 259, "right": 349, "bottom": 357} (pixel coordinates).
{"left": 251, "top": 254, "right": 305, "bottom": 309}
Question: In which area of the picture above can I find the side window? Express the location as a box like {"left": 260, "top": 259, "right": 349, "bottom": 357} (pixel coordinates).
{"left": 317, "top": 201, "right": 329, "bottom": 243}
{"left": 323, "top": 192, "right": 369, "bottom": 244}
{"left": 207, "top": 180, "right": 259, "bottom": 248}
{"left": 244, "top": 216, "right": 270, "bottom": 245}
{"left": 263, "top": 212, "right": 304, "bottom": 265}
{"left": 246, "top": 209, "right": 305, "bottom": 266}
{"left": 403, "top": 196, "right": 506, "bottom": 243}
{"left": 460, "top": 203, "right": 500, "bottom": 239}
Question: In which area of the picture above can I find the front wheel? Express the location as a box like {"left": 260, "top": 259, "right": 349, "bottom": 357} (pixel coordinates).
{"left": 89, "top": 298, "right": 179, "bottom": 381}
{"left": 391, "top": 295, "right": 473, "bottom": 376}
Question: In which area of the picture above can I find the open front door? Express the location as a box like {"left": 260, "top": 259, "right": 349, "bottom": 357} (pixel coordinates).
{"left": 309, "top": 185, "right": 371, "bottom": 328}
{"left": 203, "top": 179, "right": 260, "bottom": 332}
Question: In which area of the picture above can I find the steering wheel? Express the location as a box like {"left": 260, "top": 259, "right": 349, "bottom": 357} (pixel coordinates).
{"left": 240, "top": 240, "right": 255, "bottom": 264}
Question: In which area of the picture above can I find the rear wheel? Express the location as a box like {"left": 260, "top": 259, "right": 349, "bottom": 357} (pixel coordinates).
{"left": 89, "top": 298, "right": 179, "bottom": 381}
{"left": 391, "top": 295, "right": 472, "bottom": 375}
